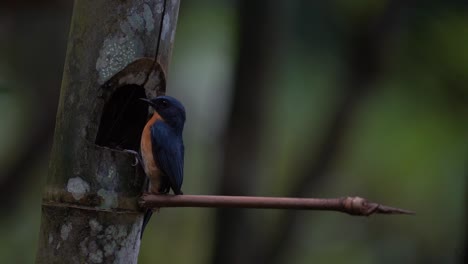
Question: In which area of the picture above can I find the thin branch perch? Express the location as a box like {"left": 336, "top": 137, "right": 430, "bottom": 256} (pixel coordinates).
{"left": 140, "top": 194, "right": 414, "bottom": 216}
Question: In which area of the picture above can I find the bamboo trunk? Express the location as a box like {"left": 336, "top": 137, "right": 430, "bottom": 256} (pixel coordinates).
{"left": 35, "top": 0, "right": 180, "bottom": 263}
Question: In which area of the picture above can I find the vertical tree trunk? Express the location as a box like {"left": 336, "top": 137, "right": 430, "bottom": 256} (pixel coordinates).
{"left": 211, "top": 1, "right": 279, "bottom": 264}
{"left": 35, "top": 0, "right": 180, "bottom": 263}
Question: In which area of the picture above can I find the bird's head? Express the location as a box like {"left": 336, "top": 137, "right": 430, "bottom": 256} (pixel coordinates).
{"left": 140, "top": 96, "right": 186, "bottom": 131}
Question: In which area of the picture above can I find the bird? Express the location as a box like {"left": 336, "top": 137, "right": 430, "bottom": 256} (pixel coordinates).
{"left": 138, "top": 95, "right": 186, "bottom": 238}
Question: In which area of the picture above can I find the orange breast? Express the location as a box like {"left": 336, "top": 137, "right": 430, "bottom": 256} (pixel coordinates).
{"left": 141, "top": 112, "right": 163, "bottom": 194}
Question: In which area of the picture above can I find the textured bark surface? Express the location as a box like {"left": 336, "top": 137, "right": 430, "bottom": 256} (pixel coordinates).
{"left": 36, "top": 0, "right": 180, "bottom": 263}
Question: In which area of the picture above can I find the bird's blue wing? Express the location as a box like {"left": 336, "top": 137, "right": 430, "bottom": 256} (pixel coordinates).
{"left": 150, "top": 121, "right": 184, "bottom": 194}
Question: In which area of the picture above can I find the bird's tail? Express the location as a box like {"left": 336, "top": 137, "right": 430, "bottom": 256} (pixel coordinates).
{"left": 140, "top": 189, "right": 183, "bottom": 239}
{"left": 140, "top": 209, "right": 153, "bottom": 239}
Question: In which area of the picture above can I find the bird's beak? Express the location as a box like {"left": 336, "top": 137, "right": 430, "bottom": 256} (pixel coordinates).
{"left": 139, "top": 98, "right": 155, "bottom": 107}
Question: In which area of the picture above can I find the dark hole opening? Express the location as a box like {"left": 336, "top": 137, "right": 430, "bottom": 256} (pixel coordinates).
{"left": 95, "top": 85, "right": 148, "bottom": 151}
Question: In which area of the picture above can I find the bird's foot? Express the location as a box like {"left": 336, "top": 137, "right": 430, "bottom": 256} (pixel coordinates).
{"left": 123, "top": 149, "right": 140, "bottom": 166}
{"left": 158, "top": 189, "right": 170, "bottom": 194}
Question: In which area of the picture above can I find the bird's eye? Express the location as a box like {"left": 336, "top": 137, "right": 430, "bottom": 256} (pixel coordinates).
{"left": 161, "top": 100, "right": 168, "bottom": 108}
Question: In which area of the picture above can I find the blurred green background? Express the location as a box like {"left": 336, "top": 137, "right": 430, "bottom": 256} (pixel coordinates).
{"left": 0, "top": 0, "right": 466, "bottom": 263}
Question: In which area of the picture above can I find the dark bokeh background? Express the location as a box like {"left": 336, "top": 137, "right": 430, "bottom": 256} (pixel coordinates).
{"left": 1, "top": 0, "right": 466, "bottom": 263}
